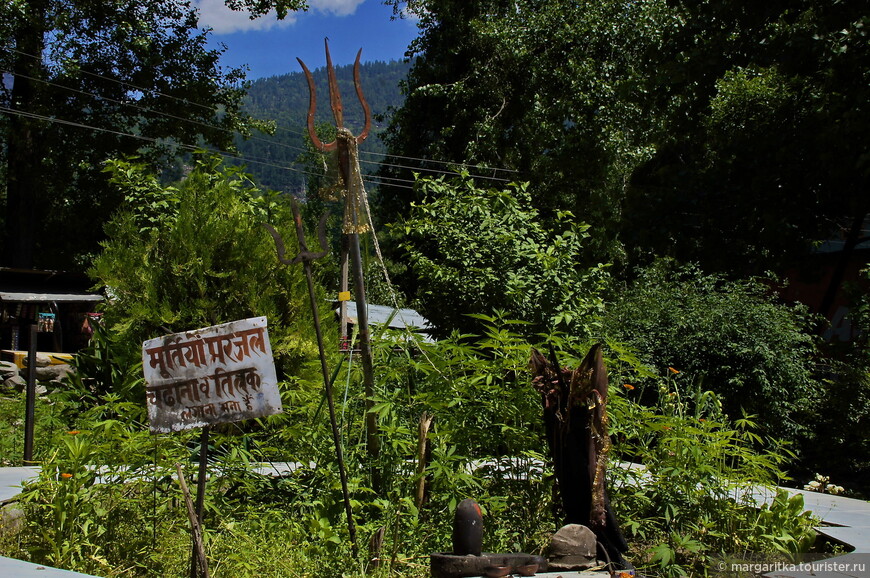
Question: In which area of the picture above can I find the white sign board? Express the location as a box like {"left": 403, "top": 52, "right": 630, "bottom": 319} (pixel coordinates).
{"left": 142, "top": 317, "right": 282, "bottom": 433}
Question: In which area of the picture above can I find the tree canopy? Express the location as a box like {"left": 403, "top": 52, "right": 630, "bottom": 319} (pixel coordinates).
{"left": 91, "top": 156, "right": 318, "bottom": 376}
{"left": 0, "top": 0, "right": 279, "bottom": 269}
{"left": 624, "top": 0, "right": 869, "bottom": 275}
{"left": 379, "top": 0, "right": 674, "bottom": 261}
{"left": 395, "top": 173, "right": 608, "bottom": 338}
{"left": 381, "top": 0, "right": 868, "bottom": 276}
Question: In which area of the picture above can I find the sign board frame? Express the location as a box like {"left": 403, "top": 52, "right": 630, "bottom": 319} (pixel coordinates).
{"left": 142, "top": 316, "right": 282, "bottom": 433}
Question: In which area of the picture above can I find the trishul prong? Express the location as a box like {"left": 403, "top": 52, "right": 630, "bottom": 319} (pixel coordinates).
{"left": 262, "top": 211, "right": 329, "bottom": 266}
{"left": 324, "top": 39, "right": 344, "bottom": 129}
{"left": 297, "top": 38, "right": 372, "bottom": 153}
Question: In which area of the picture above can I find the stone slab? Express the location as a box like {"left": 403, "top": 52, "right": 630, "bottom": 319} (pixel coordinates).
{"left": 763, "top": 553, "right": 870, "bottom": 578}
{"left": 470, "top": 570, "right": 609, "bottom": 578}
{"left": 815, "top": 526, "right": 870, "bottom": 553}
{"left": 1, "top": 464, "right": 868, "bottom": 577}
{"left": 0, "top": 466, "right": 39, "bottom": 503}
{"left": 0, "top": 556, "right": 101, "bottom": 577}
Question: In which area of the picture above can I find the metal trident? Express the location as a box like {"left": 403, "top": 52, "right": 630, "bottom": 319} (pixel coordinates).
{"left": 298, "top": 40, "right": 381, "bottom": 470}
{"left": 297, "top": 38, "right": 372, "bottom": 153}
{"left": 263, "top": 200, "right": 358, "bottom": 555}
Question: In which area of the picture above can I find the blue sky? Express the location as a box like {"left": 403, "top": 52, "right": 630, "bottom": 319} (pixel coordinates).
{"left": 196, "top": 0, "right": 421, "bottom": 79}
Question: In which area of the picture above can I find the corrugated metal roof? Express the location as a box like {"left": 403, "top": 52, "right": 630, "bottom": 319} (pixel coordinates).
{"left": 339, "top": 301, "right": 433, "bottom": 338}
{"left": 0, "top": 291, "right": 103, "bottom": 303}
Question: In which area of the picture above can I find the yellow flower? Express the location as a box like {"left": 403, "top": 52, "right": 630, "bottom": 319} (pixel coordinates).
{"left": 622, "top": 383, "right": 635, "bottom": 391}
{"left": 61, "top": 473, "right": 73, "bottom": 479}
{"left": 668, "top": 367, "right": 680, "bottom": 374}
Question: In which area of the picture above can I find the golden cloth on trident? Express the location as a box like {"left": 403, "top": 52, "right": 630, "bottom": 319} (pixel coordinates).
{"left": 297, "top": 40, "right": 373, "bottom": 234}
{"left": 336, "top": 127, "right": 371, "bottom": 234}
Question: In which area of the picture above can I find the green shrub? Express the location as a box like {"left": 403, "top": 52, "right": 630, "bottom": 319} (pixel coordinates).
{"left": 799, "top": 266, "right": 870, "bottom": 496}
{"left": 395, "top": 173, "right": 608, "bottom": 338}
{"left": 604, "top": 259, "right": 821, "bottom": 442}
{"left": 608, "top": 370, "right": 817, "bottom": 577}
{"left": 15, "top": 394, "right": 193, "bottom": 576}
{"left": 91, "top": 155, "right": 322, "bottom": 378}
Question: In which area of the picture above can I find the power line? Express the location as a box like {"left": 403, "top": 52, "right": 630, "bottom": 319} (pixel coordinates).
{"left": 9, "top": 66, "right": 514, "bottom": 185}
{"left": 0, "top": 105, "right": 308, "bottom": 177}
{"left": 7, "top": 62, "right": 510, "bottom": 184}
{"left": 359, "top": 156, "right": 512, "bottom": 183}
{"left": 4, "top": 46, "right": 521, "bottom": 181}
{"left": 3, "top": 69, "right": 236, "bottom": 138}
{"left": 0, "top": 104, "right": 417, "bottom": 191}
{"left": 358, "top": 148, "right": 519, "bottom": 175}
{"left": 4, "top": 47, "right": 225, "bottom": 115}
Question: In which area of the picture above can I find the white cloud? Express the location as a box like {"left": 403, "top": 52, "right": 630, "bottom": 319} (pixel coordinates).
{"left": 309, "top": 0, "right": 366, "bottom": 17}
{"left": 194, "top": 0, "right": 366, "bottom": 35}
{"left": 193, "top": 0, "right": 299, "bottom": 34}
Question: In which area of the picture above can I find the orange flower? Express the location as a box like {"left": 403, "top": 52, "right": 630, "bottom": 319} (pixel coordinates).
{"left": 668, "top": 367, "right": 680, "bottom": 374}
{"left": 622, "top": 383, "right": 635, "bottom": 391}
{"left": 662, "top": 426, "right": 672, "bottom": 431}
{"left": 66, "top": 430, "right": 80, "bottom": 435}
{"left": 61, "top": 473, "right": 73, "bottom": 479}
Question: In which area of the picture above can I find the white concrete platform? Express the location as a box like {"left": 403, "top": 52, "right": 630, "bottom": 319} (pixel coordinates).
{"left": 0, "top": 556, "right": 101, "bottom": 577}
{"left": 1, "top": 464, "right": 868, "bottom": 577}
{"left": 0, "top": 466, "right": 39, "bottom": 503}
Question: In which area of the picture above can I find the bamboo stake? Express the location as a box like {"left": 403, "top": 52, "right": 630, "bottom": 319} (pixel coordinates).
{"left": 414, "top": 413, "right": 434, "bottom": 509}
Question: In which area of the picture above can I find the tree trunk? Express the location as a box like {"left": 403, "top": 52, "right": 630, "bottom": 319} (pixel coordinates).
{"left": 530, "top": 345, "right": 630, "bottom": 568}
{"left": 4, "top": 1, "right": 48, "bottom": 268}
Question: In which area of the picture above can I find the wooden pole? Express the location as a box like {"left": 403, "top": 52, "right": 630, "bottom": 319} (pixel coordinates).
{"left": 348, "top": 229, "right": 380, "bottom": 464}
{"left": 333, "top": 129, "right": 380, "bottom": 481}
{"left": 23, "top": 323, "right": 37, "bottom": 464}
{"left": 194, "top": 426, "right": 209, "bottom": 526}
{"left": 176, "top": 462, "right": 209, "bottom": 578}
{"left": 190, "top": 426, "right": 209, "bottom": 578}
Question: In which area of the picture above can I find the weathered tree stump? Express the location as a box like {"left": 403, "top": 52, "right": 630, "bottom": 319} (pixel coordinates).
{"left": 529, "top": 344, "right": 631, "bottom": 569}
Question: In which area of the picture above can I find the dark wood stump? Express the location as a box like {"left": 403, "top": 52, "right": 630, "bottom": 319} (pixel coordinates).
{"left": 530, "top": 344, "right": 630, "bottom": 569}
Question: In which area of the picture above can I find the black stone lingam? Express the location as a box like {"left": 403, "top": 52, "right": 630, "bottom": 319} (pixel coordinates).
{"left": 430, "top": 498, "right": 547, "bottom": 578}
{"left": 452, "top": 498, "right": 483, "bottom": 556}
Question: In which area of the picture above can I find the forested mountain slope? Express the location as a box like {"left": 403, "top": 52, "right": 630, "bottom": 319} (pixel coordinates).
{"left": 234, "top": 60, "right": 411, "bottom": 194}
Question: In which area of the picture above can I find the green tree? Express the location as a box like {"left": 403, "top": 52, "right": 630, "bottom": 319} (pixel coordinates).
{"left": 395, "top": 173, "right": 608, "bottom": 337}
{"left": 604, "top": 259, "right": 821, "bottom": 442}
{"left": 0, "top": 0, "right": 301, "bottom": 270}
{"left": 623, "top": 0, "right": 869, "bottom": 277}
{"left": 800, "top": 266, "right": 870, "bottom": 495}
{"left": 90, "top": 156, "right": 318, "bottom": 376}
{"left": 224, "top": 0, "right": 306, "bottom": 19}
{"left": 379, "top": 0, "right": 671, "bottom": 263}
{"left": 384, "top": 1, "right": 868, "bottom": 283}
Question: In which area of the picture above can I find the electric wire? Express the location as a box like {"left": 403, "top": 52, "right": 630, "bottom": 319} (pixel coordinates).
{"left": 4, "top": 47, "right": 223, "bottom": 114}
{"left": 0, "top": 104, "right": 417, "bottom": 190}
{"left": 3, "top": 46, "right": 520, "bottom": 181}
{"left": 9, "top": 64, "right": 510, "bottom": 184}
{"left": 0, "top": 105, "right": 313, "bottom": 180}
{"left": 359, "top": 147, "right": 518, "bottom": 174}
{"left": 2, "top": 84, "right": 441, "bottom": 372}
